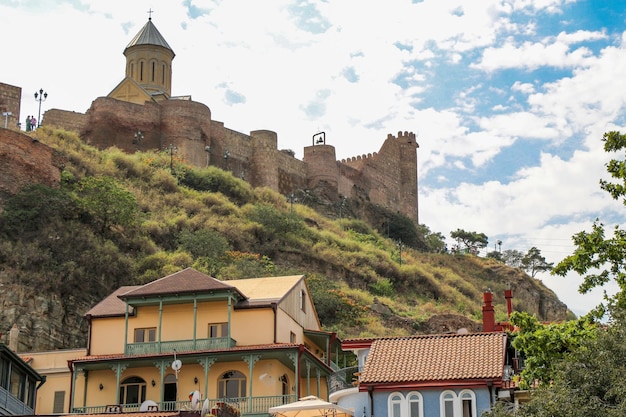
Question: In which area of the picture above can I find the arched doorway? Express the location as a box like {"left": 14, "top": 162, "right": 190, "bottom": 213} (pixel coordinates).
{"left": 164, "top": 374, "right": 177, "bottom": 402}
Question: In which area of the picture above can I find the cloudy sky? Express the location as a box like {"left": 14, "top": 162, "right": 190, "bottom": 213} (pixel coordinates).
{"left": 2, "top": 0, "right": 626, "bottom": 317}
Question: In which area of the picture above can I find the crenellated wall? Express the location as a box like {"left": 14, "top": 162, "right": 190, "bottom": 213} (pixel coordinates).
{"left": 41, "top": 97, "right": 420, "bottom": 223}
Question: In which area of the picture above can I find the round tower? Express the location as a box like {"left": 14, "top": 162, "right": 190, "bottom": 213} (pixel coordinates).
{"left": 303, "top": 144, "right": 339, "bottom": 195}
{"left": 123, "top": 17, "right": 175, "bottom": 98}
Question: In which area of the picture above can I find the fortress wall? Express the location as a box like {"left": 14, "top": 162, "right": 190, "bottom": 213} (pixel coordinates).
{"left": 340, "top": 152, "right": 377, "bottom": 170}
{"left": 43, "top": 109, "right": 89, "bottom": 133}
{"left": 209, "top": 126, "right": 254, "bottom": 177}
{"left": 160, "top": 100, "right": 212, "bottom": 167}
{"left": 0, "top": 83, "right": 21, "bottom": 130}
{"left": 397, "top": 131, "right": 419, "bottom": 223}
{"left": 337, "top": 162, "right": 365, "bottom": 199}
{"left": 82, "top": 97, "right": 163, "bottom": 152}
{"left": 248, "top": 130, "right": 280, "bottom": 190}
{"left": 277, "top": 152, "right": 307, "bottom": 195}
{"left": 26, "top": 90, "right": 420, "bottom": 223}
{"left": 303, "top": 145, "right": 339, "bottom": 191}
{"left": 0, "top": 128, "right": 63, "bottom": 202}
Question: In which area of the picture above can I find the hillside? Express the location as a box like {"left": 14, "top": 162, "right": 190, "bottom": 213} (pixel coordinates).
{"left": 0, "top": 128, "right": 570, "bottom": 352}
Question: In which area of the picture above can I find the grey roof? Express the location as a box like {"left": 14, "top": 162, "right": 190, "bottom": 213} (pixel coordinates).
{"left": 84, "top": 286, "right": 140, "bottom": 317}
{"left": 119, "top": 268, "right": 243, "bottom": 299}
{"left": 125, "top": 19, "right": 174, "bottom": 55}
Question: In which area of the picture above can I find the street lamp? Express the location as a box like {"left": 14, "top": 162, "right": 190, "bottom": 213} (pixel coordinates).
{"left": 34, "top": 88, "right": 48, "bottom": 128}
{"left": 223, "top": 150, "right": 230, "bottom": 170}
{"left": 133, "top": 130, "right": 144, "bottom": 148}
{"left": 396, "top": 240, "right": 404, "bottom": 265}
{"left": 205, "top": 146, "right": 211, "bottom": 166}
{"left": 167, "top": 143, "right": 178, "bottom": 174}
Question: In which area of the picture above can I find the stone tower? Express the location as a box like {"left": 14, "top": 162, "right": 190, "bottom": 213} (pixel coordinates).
{"left": 109, "top": 17, "right": 175, "bottom": 104}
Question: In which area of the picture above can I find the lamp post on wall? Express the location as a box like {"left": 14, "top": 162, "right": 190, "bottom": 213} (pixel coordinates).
{"left": 205, "top": 146, "right": 211, "bottom": 167}
{"left": 167, "top": 143, "right": 178, "bottom": 174}
{"left": 223, "top": 150, "right": 230, "bottom": 170}
{"left": 133, "top": 130, "right": 144, "bottom": 147}
{"left": 34, "top": 88, "right": 48, "bottom": 128}
{"left": 396, "top": 240, "right": 404, "bottom": 265}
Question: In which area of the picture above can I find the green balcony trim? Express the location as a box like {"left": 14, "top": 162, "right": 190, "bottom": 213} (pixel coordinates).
{"left": 124, "top": 337, "right": 236, "bottom": 356}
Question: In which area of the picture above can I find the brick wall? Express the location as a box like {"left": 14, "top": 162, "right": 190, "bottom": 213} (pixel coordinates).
{"left": 43, "top": 109, "right": 89, "bottom": 133}
{"left": 0, "top": 82, "right": 22, "bottom": 131}
{"left": 0, "top": 128, "right": 63, "bottom": 203}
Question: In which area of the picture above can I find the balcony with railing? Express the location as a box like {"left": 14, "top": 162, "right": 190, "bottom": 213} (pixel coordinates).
{"left": 125, "top": 337, "right": 236, "bottom": 356}
{"left": 0, "top": 384, "right": 35, "bottom": 415}
{"left": 71, "top": 394, "right": 296, "bottom": 416}
{"left": 328, "top": 366, "right": 362, "bottom": 395}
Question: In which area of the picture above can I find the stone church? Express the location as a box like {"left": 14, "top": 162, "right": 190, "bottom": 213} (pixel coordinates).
{"left": 37, "top": 17, "right": 421, "bottom": 223}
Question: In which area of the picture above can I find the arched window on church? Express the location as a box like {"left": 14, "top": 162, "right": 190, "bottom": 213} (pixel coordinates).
{"left": 151, "top": 61, "right": 156, "bottom": 82}
{"left": 140, "top": 61, "right": 144, "bottom": 81}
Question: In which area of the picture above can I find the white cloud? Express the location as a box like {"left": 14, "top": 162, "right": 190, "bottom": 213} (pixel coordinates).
{"left": 2, "top": 0, "right": 626, "bottom": 318}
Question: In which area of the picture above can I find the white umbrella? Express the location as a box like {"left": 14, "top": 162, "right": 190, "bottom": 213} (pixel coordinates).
{"left": 269, "top": 396, "right": 354, "bottom": 417}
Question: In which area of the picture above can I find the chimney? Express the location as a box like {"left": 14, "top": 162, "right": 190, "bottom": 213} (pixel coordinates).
{"left": 504, "top": 287, "right": 513, "bottom": 318}
{"left": 9, "top": 323, "right": 19, "bottom": 352}
{"left": 482, "top": 290, "right": 495, "bottom": 332}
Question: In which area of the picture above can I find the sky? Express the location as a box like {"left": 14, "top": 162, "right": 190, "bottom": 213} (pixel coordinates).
{"left": 2, "top": 0, "right": 626, "bottom": 318}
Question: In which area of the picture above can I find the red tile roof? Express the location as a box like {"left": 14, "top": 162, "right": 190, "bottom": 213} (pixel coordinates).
{"left": 359, "top": 332, "right": 506, "bottom": 385}
{"left": 119, "top": 268, "right": 242, "bottom": 299}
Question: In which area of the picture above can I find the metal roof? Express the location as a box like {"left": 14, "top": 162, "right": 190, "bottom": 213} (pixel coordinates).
{"left": 125, "top": 19, "right": 174, "bottom": 54}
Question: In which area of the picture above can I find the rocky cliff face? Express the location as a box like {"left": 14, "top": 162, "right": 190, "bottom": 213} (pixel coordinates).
{"left": 0, "top": 278, "right": 90, "bottom": 352}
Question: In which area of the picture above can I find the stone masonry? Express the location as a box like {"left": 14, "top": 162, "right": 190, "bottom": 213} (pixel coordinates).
{"left": 43, "top": 96, "right": 420, "bottom": 223}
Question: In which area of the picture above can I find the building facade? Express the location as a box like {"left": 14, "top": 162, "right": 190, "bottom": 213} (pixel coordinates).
{"left": 27, "top": 269, "right": 340, "bottom": 416}
{"left": 330, "top": 332, "right": 510, "bottom": 417}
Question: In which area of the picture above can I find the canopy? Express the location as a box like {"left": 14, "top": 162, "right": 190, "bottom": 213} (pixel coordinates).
{"left": 269, "top": 396, "right": 354, "bottom": 417}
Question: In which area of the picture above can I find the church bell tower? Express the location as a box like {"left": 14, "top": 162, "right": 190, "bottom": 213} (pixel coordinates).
{"left": 122, "top": 16, "right": 175, "bottom": 101}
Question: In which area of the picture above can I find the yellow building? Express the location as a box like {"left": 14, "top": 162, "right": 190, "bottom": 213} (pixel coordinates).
{"left": 30, "top": 268, "right": 340, "bottom": 416}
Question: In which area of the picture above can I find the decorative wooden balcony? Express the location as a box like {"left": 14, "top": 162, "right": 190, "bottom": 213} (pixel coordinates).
{"left": 125, "top": 337, "right": 236, "bottom": 356}
{"left": 71, "top": 394, "right": 297, "bottom": 416}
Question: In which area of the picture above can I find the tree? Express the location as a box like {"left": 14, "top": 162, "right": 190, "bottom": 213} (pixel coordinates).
{"left": 553, "top": 131, "right": 626, "bottom": 316}
{"left": 486, "top": 309, "right": 626, "bottom": 417}
{"left": 509, "top": 311, "right": 596, "bottom": 388}
{"left": 502, "top": 249, "right": 524, "bottom": 268}
{"left": 486, "top": 250, "right": 503, "bottom": 261}
{"left": 417, "top": 224, "right": 447, "bottom": 253}
{"left": 450, "top": 228, "right": 488, "bottom": 254}
{"left": 74, "top": 176, "right": 138, "bottom": 236}
{"left": 521, "top": 247, "right": 553, "bottom": 278}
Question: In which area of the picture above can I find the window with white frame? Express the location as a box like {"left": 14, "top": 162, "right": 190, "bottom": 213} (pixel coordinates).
{"left": 459, "top": 390, "right": 476, "bottom": 417}
{"left": 407, "top": 392, "right": 423, "bottom": 417}
{"left": 389, "top": 393, "right": 403, "bottom": 417}
{"left": 387, "top": 392, "right": 423, "bottom": 417}
{"left": 439, "top": 390, "right": 476, "bottom": 417}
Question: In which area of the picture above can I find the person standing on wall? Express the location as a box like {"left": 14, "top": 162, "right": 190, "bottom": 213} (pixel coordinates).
{"left": 25, "top": 115, "right": 31, "bottom": 132}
